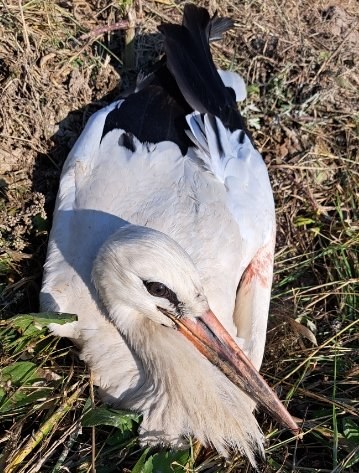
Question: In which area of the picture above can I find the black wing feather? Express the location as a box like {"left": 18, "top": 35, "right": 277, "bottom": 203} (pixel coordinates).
{"left": 159, "top": 5, "right": 247, "bottom": 133}
{"left": 102, "top": 5, "right": 248, "bottom": 154}
{"left": 102, "top": 84, "right": 192, "bottom": 155}
{"left": 208, "top": 13, "right": 234, "bottom": 42}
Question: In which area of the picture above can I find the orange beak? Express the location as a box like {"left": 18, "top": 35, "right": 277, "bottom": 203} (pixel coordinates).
{"left": 165, "top": 309, "right": 299, "bottom": 435}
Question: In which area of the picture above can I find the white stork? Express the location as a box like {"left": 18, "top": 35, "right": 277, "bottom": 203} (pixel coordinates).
{"left": 41, "top": 4, "right": 298, "bottom": 464}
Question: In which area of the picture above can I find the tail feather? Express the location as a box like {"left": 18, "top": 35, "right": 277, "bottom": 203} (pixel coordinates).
{"left": 208, "top": 13, "right": 234, "bottom": 42}
{"left": 158, "top": 5, "right": 247, "bottom": 134}
{"left": 158, "top": 6, "right": 233, "bottom": 116}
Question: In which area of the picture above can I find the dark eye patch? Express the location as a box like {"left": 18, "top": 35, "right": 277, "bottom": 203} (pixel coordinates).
{"left": 143, "top": 280, "right": 181, "bottom": 308}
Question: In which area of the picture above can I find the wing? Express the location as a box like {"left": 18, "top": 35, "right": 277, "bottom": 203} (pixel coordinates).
{"left": 41, "top": 100, "right": 188, "bottom": 403}
{"left": 159, "top": 6, "right": 276, "bottom": 370}
{"left": 40, "top": 100, "right": 122, "bottom": 314}
{"left": 185, "top": 113, "right": 275, "bottom": 370}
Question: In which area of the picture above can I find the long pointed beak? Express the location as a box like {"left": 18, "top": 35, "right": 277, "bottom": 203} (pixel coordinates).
{"left": 167, "top": 309, "right": 299, "bottom": 435}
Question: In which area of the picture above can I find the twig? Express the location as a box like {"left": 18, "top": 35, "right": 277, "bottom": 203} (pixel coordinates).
{"left": 310, "top": 20, "right": 359, "bottom": 84}
{"left": 79, "top": 21, "right": 130, "bottom": 41}
{"left": 278, "top": 379, "right": 359, "bottom": 417}
{"left": 18, "top": 0, "right": 30, "bottom": 52}
{"left": 136, "top": 0, "right": 143, "bottom": 19}
{"left": 26, "top": 422, "right": 80, "bottom": 473}
{"left": 90, "top": 372, "right": 96, "bottom": 473}
{"left": 124, "top": 6, "right": 137, "bottom": 70}
{"left": 273, "top": 318, "right": 359, "bottom": 388}
{"left": 4, "top": 388, "right": 82, "bottom": 473}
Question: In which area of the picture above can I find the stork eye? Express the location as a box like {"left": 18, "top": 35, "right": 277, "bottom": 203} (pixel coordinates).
{"left": 143, "top": 280, "right": 182, "bottom": 314}
{"left": 144, "top": 281, "right": 170, "bottom": 298}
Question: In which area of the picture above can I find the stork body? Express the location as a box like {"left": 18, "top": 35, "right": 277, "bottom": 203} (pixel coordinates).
{"left": 41, "top": 5, "right": 291, "bottom": 463}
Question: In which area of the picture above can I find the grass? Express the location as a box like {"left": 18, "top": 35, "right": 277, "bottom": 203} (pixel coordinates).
{"left": 0, "top": 0, "right": 358, "bottom": 471}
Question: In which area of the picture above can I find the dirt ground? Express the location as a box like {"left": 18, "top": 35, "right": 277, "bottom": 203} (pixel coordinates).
{"left": 0, "top": 0, "right": 358, "bottom": 472}
{"left": 1, "top": 1, "right": 358, "bottom": 308}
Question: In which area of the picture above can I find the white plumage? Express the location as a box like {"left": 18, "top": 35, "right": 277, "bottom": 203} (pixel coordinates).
{"left": 41, "top": 4, "right": 297, "bottom": 464}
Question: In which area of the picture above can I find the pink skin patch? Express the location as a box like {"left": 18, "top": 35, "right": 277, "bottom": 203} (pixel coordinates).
{"left": 242, "top": 245, "right": 274, "bottom": 289}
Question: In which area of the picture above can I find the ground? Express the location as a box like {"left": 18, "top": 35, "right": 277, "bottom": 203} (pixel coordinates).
{"left": 0, "top": 0, "right": 358, "bottom": 472}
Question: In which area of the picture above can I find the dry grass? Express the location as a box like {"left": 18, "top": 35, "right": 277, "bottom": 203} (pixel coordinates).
{"left": 0, "top": 0, "right": 358, "bottom": 472}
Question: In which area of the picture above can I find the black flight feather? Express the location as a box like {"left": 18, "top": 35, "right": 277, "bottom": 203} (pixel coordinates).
{"left": 158, "top": 4, "right": 248, "bottom": 134}
{"left": 102, "top": 4, "right": 249, "bottom": 154}
{"left": 102, "top": 84, "right": 192, "bottom": 155}
{"left": 208, "top": 13, "right": 234, "bottom": 42}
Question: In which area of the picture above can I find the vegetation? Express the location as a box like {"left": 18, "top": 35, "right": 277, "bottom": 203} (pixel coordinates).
{"left": 0, "top": 0, "right": 358, "bottom": 471}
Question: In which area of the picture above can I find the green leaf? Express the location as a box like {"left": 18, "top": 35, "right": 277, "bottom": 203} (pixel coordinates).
{"left": 105, "top": 428, "right": 137, "bottom": 447}
{"left": 131, "top": 448, "right": 152, "bottom": 473}
{"left": 340, "top": 419, "right": 359, "bottom": 468}
{"left": 0, "top": 386, "right": 52, "bottom": 413}
{"left": 343, "top": 419, "right": 359, "bottom": 442}
{"left": 32, "top": 214, "right": 48, "bottom": 231}
{"left": 10, "top": 312, "right": 77, "bottom": 337}
{"left": 294, "top": 216, "right": 316, "bottom": 227}
{"left": 152, "top": 450, "right": 190, "bottom": 472}
{"left": 0, "top": 254, "right": 12, "bottom": 275}
{"left": 82, "top": 406, "right": 139, "bottom": 433}
{"left": 0, "top": 361, "right": 52, "bottom": 413}
{"left": 1, "top": 361, "right": 38, "bottom": 385}
{"left": 247, "top": 83, "right": 260, "bottom": 96}
{"left": 131, "top": 449, "right": 190, "bottom": 473}
{"left": 319, "top": 50, "right": 330, "bottom": 61}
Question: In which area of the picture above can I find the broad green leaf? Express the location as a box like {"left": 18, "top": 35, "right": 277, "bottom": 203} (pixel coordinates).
{"left": 142, "top": 457, "right": 154, "bottom": 473}
{"left": 131, "top": 449, "right": 190, "bottom": 473}
{"left": 10, "top": 312, "right": 77, "bottom": 337}
{"left": 1, "top": 361, "right": 38, "bottom": 385}
{"left": 105, "top": 429, "right": 137, "bottom": 447}
{"left": 0, "top": 387, "right": 52, "bottom": 413}
{"left": 152, "top": 450, "right": 190, "bottom": 472}
{"left": 82, "top": 406, "right": 139, "bottom": 433}
{"left": 0, "top": 361, "right": 52, "bottom": 413}
{"left": 131, "top": 447, "right": 151, "bottom": 473}
{"left": 0, "top": 387, "right": 6, "bottom": 404}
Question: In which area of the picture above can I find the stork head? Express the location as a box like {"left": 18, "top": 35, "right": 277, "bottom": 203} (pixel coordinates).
{"left": 93, "top": 224, "right": 298, "bottom": 460}
{"left": 93, "top": 225, "right": 208, "bottom": 331}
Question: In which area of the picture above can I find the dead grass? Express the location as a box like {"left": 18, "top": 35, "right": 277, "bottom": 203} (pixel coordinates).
{"left": 0, "top": 0, "right": 358, "bottom": 472}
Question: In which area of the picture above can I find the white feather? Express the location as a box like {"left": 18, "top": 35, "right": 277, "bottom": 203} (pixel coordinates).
{"left": 41, "top": 24, "right": 275, "bottom": 464}
{"left": 218, "top": 69, "right": 247, "bottom": 101}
